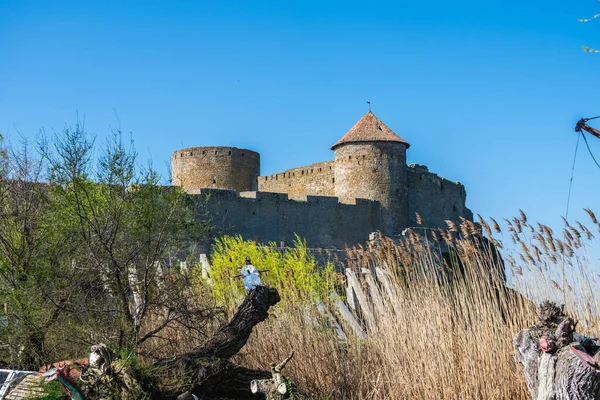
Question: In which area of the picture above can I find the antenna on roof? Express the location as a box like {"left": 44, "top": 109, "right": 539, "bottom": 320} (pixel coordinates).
{"left": 367, "top": 101, "right": 371, "bottom": 112}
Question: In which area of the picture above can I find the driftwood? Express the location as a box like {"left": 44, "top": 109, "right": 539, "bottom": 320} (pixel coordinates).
{"left": 77, "top": 286, "right": 297, "bottom": 399}
{"left": 248, "top": 351, "right": 310, "bottom": 400}
{"left": 514, "top": 300, "right": 600, "bottom": 399}
{"left": 33, "top": 285, "right": 306, "bottom": 399}
{"left": 150, "top": 285, "right": 309, "bottom": 400}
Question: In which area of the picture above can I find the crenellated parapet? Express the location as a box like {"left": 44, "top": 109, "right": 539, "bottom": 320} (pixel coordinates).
{"left": 258, "top": 161, "right": 335, "bottom": 197}
{"left": 406, "top": 164, "right": 472, "bottom": 228}
{"left": 193, "top": 188, "right": 381, "bottom": 249}
{"left": 171, "top": 111, "right": 473, "bottom": 248}
{"left": 172, "top": 146, "right": 260, "bottom": 194}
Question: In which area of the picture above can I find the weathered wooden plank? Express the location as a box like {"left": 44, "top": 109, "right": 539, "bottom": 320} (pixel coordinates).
{"left": 345, "top": 269, "right": 376, "bottom": 332}
{"left": 199, "top": 253, "right": 212, "bottom": 284}
{"left": 375, "top": 266, "right": 395, "bottom": 302}
{"left": 316, "top": 302, "right": 347, "bottom": 340}
{"left": 331, "top": 294, "right": 367, "bottom": 339}
{"left": 361, "top": 268, "right": 386, "bottom": 316}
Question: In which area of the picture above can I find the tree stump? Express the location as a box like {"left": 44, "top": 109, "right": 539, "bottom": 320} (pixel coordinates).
{"left": 249, "top": 351, "right": 310, "bottom": 400}
{"left": 514, "top": 300, "right": 600, "bottom": 399}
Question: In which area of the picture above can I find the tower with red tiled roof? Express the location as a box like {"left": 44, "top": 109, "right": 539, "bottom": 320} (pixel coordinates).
{"left": 332, "top": 111, "right": 410, "bottom": 234}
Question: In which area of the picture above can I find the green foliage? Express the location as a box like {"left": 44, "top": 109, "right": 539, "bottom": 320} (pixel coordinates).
{"left": 579, "top": 8, "right": 600, "bottom": 52}
{"left": 0, "top": 134, "right": 7, "bottom": 177}
{"left": 0, "top": 123, "right": 210, "bottom": 369}
{"left": 206, "top": 234, "right": 335, "bottom": 307}
{"left": 34, "top": 379, "right": 69, "bottom": 399}
{"left": 0, "top": 135, "right": 82, "bottom": 368}
{"left": 285, "top": 377, "right": 305, "bottom": 400}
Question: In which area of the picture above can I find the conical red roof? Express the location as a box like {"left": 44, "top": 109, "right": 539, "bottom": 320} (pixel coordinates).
{"left": 331, "top": 111, "right": 409, "bottom": 150}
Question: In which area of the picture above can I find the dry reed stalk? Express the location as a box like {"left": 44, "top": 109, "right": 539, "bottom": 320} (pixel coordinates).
{"left": 155, "top": 209, "right": 600, "bottom": 399}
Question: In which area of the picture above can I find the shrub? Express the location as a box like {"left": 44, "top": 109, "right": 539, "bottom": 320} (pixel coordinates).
{"left": 207, "top": 234, "right": 335, "bottom": 308}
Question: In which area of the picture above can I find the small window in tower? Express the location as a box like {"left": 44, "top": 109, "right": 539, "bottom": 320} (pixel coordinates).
{"left": 453, "top": 204, "right": 457, "bottom": 212}
{"left": 332, "top": 178, "right": 335, "bottom": 183}
{"left": 319, "top": 168, "right": 322, "bottom": 172}
{"left": 242, "top": 152, "right": 245, "bottom": 156}
{"left": 228, "top": 150, "right": 232, "bottom": 155}
{"left": 363, "top": 155, "right": 366, "bottom": 159}
{"left": 180, "top": 153, "right": 183, "bottom": 158}
{"left": 265, "top": 177, "right": 268, "bottom": 182}
{"left": 329, "top": 166, "right": 332, "bottom": 170}
{"left": 302, "top": 170, "right": 304, "bottom": 175}
{"left": 215, "top": 151, "right": 218, "bottom": 155}
{"left": 311, "top": 169, "right": 313, "bottom": 173}
{"left": 203, "top": 151, "right": 205, "bottom": 155}
{"left": 212, "top": 178, "right": 217, "bottom": 184}
{"left": 378, "top": 125, "right": 383, "bottom": 131}
{"left": 440, "top": 181, "right": 445, "bottom": 190}
{"left": 348, "top": 156, "right": 352, "bottom": 160}
{"left": 190, "top": 152, "right": 193, "bottom": 156}
{"left": 293, "top": 172, "right": 295, "bottom": 177}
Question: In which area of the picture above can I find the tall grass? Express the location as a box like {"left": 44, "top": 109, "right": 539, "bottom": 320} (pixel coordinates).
{"left": 218, "top": 211, "right": 600, "bottom": 399}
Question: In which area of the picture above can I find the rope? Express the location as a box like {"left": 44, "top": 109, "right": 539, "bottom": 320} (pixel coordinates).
{"left": 581, "top": 130, "right": 600, "bottom": 170}
{"left": 565, "top": 131, "right": 581, "bottom": 220}
{"left": 566, "top": 116, "right": 600, "bottom": 220}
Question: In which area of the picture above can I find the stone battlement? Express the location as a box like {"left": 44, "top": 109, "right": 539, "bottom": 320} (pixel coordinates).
{"left": 172, "top": 111, "right": 473, "bottom": 248}
{"left": 195, "top": 188, "right": 381, "bottom": 249}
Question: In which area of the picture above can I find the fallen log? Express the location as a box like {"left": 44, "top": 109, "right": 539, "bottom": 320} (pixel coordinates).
{"left": 149, "top": 285, "right": 302, "bottom": 399}
{"left": 66, "top": 286, "right": 293, "bottom": 399}
{"left": 40, "top": 286, "right": 308, "bottom": 399}
{"left": 514, "top": 300, "right": 600, "bottom": 399}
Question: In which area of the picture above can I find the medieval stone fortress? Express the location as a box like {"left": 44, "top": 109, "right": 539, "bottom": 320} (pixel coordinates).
{"left": 171, "top": 111, "right": 473, "bottom": 249}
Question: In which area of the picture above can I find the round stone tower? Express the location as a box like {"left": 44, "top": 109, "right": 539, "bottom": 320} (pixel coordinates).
{"left": 171, "top": 146, "right": 260, "bottom": 193}
{"left": 332, "top": 111, "right": 410, "bottom": 235}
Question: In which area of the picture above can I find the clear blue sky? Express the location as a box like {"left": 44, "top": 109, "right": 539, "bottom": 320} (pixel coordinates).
{"left": 1, "top": 0, "right": 599, "bottom": 231}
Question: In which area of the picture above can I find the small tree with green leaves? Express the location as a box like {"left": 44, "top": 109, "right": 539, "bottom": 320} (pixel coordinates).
{"left": 0, "top": 124, "right": 214, "bottom": 370}
{"left": 39, "top": 124, "right": 211, "bottom": 353}
{"left": 0, "top": 136, "right": 88, "bottom": 368}
{"left": 207, "top": 234, "right": 335, "bottom": 309}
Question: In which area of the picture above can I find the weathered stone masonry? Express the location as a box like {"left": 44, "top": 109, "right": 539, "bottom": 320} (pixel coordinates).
{"left": 172, "top": 111, "right": 473, "bottom": 249}
{"left": 197, "top": 189, "right": 381, "bottom": 249}
{"left": 172, "top": 146, "right": 260, "bottom": 194}
{"left": 258, "top": 161, "right": 334, "bottom": 198}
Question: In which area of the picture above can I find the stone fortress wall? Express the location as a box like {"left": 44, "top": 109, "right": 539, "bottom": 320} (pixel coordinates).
{"left": 258, "top": 161, "right": 334, "bottom": 197}
{"left": 197, "top": 189, "right": 381, "bottom": 249}
{"left": 173, "top": 111, "right": 473, "bottom": 249}
{"left": 406, "top": 164, "right": 473, "bottom": 229}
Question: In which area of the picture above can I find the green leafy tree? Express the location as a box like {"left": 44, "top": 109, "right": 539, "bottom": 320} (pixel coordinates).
{"left": 40, "top": 125, "right": 210, "bottom": 351}
{"left": 0, "top": 124, "right": 212, "bottom": 369}
{"left": 0, "top": 137, "right": 86, "bottom": 368}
